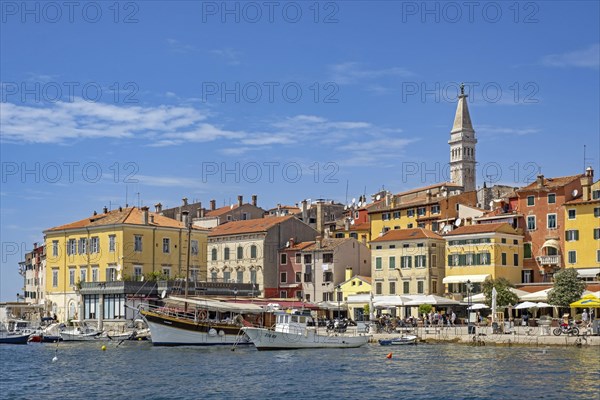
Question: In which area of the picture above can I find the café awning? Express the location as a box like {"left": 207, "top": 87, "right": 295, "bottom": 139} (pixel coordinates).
{"left": 577, "top": 268, "right": 600, "bottom": 279}
{"left": 442, "top": 274, "right": 490, "bottom": 284}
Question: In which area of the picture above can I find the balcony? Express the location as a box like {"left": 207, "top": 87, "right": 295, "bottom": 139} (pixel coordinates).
{"left": 536, "top": 255, "right": 561, "bottom": 266}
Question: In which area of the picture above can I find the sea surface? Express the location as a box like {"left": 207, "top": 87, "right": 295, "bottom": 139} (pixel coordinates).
{"left": 1, "top": 341, "right": 599, "bottom": 400}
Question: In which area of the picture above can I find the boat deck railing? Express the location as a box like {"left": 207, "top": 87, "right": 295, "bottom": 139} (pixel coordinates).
{"left": 142, "top": 303, "right": 263, "bottom": 327}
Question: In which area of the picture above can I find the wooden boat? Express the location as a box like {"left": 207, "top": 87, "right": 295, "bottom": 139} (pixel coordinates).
{"left": 241, "top": 310, "right": 370, "bottom": 350}
{"left": 140, "top": 296, "right": 264, "bottom": 346}
{"left": 378, "top": 335, "right": 418, "bottom": 346}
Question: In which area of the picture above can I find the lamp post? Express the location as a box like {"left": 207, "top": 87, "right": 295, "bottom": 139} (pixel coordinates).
{"left": 233, "top": 286, "right": 238, "bottom": 302}
{"left": 466, "top": 279, "right": 473, "bottom": 333}
{"left": 336, "top": 284, "right": 341, "bottom": 320}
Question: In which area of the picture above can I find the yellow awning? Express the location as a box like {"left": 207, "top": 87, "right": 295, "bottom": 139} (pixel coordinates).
{"left": 570, "top": 294, "right": 600, "bottom": 308}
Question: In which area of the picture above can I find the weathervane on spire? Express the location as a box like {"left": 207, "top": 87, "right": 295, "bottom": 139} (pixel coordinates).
{"left": 460, "top": 82, "right": 465, "bottom": 95}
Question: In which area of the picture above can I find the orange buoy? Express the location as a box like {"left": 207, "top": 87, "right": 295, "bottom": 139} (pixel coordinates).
{"left": 386, "top": 352, "right": 392, "bottom": 359}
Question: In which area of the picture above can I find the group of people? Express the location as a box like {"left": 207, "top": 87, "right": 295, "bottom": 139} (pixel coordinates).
{"left": 423, "top": 310, "right": 457, "bottom": 327}
{"left": 581, "top": 309, "right": 595, "bottom": 326}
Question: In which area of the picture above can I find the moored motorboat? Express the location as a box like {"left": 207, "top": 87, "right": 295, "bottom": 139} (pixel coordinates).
{"left": 241, "top": 310, "right": 370, "bottom": 350}
{"left": 378, "top": 335, "right": 418, "bottom": 346}
{"left": 140, "top": 296, "right": 264, "bottom": 346}
{"left": 60, "top": 320, "right": 105, "bottom": 341}
{"left": 0, "top": 322, "right": 30, "bottom": 345}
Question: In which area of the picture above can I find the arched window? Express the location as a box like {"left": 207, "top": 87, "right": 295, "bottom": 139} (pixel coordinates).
{"left": 211, "top": 248, "right": 217, "bottom": 261}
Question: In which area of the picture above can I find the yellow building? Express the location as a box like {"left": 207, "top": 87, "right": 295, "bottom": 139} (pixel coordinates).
{"left": 44, "top": 206, "right": 207, "bottom": 321}
{"left": 339, "top": 267, "right": 372, "bottom": 321}
{"left": 564, "top": 169, "right": 600, "bottom": 280}
{"left": 443, "top": 222, "right": 523, "bottom": 298}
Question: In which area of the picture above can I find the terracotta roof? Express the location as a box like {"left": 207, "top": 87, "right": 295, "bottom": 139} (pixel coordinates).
{"left": 349, "top": 222, "right": 370, "bottom": 231}
{"left": 290, "top": 238, "right": 352, "bottom": 252}
{"left": 396, "top": 182, "right": 462, "bottom": 197}
{"left": 356, "top": 275, "right": 372, "bottom": 284}
{"left": 205, "top": 204, "right": 239, "bottom": 217}
{"left": 371, "top": 228, "right": 443, "bottom": 242}
{"left": 518, "top": 174, "right": 581, "bottom": 192}
{"left": 45, "top": 207, "right": 201, "bottom": 232}
{"left": 444, "top": 222, "right": 518, "bottom": 236}
{"left": 208, "top": 215, "right": 294, "bottom": 237}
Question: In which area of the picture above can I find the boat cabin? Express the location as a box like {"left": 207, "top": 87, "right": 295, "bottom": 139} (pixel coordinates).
{"left": 274, "top": 310, "right": 315, "bottom": 333}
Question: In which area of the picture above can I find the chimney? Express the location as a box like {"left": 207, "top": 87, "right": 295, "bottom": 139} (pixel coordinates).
{"left": 182, "top": 197, "right": 188, "bottom": 206}
{"left": 210, "top": 199, "right": 216, "bottom": 210}
{"left": 196, "top": 208, "right": 201, "bottom": 218}
{"left": 536, "top": 174, "right": 545, "bottom": 188}
{"left": 345, "top": 267, "right": 353, "bottom": 281}
{"left": 141, "top": 206, "right": 149, "bottom": 225}
{"left": 93, "top": 210, "right": 97, "bottom": 216}
{"left": 119, "top": 206, "right": 122, "bottom": 212}
{"left": 237, "top": 195, "right": 243, "bottom": 207}
{"left": 301, "top": 200, "right": 308, "bottom": 222}
{"left": 149, "top": 215, "right": 155, "bottom": 224}
{"left": 426, "top": 189, "right": 432, "bottom": 202}
{"left": 316, "top": 202, "right": 324, "bottom": 234}
{"left": 316, "top": 235, "right": 322, "bottom": 249}
{"left": 200, "top": 208, "right": 205, "bottom": 218}
{"left": 155, "top": 203, "right": 162, "bottom": 213}
{"left": 344, "top": 218, "right": 350, "bottom": 231}
{"left": 181, "top": 210, "right": 189, "bottom": 227}
{"left": 579, "top": 167, "right": 594, "bottom": 201}
{"left": 103, "top": 206, "right": 108, "bottom": 214}
{"left": 289, "top": 238, "right": 295, "bottom": 248}
{"left": 251, "top": 194, "right": 257, "bottom": 206}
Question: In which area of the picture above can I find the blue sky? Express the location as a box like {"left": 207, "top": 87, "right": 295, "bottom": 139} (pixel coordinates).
{"left": 1, "top": 1, "right": 599, "bottom": 301}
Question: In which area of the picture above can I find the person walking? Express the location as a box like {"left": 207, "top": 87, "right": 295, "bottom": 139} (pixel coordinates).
{"left": 450, "top": 311, "right": 456, "bottom": 327}
{"left": 582, "top": 309, "right": 589, "bottom": 326}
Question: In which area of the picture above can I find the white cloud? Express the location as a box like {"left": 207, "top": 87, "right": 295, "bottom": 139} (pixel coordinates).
{"left": 330, "top": 62, "right": 414, "bottom": 85}
{"left": 541, "top": 44, "right": 599, "bottom": 69}
{"left": 477, "top": 125, "right": 540, "bottom": 137}
{"left": 166, "top": 38, "right": 198, "bottom": 54}
{"left": 211, "top": 48, "right": 242, "bottom": 65}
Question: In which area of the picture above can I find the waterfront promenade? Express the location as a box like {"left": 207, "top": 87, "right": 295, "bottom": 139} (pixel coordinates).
{"left": 370, "top": 324, "right": 600, "bottom": 347}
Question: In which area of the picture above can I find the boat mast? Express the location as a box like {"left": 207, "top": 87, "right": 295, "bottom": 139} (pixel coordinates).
{"left": 182, "top": 210, "right": 191, "bottom": 312}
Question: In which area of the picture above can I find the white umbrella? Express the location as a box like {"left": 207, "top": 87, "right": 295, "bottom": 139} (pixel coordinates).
{"left": 468, "top": 303, "right": 489, "bottom": 310}
{"left": 369, "top": 292, "right": 374, "bottom": 320}
{"left": 535, "top": 302, "right": 554, "bottom": 308}
{"left": 515, "top": 301, "right": 538, "bottom": 309}
{"left": 491, "top": 287, "right": 498, "bottom": 323}
{"left": 405, "top": 295, "right": 460, "bottom": 306}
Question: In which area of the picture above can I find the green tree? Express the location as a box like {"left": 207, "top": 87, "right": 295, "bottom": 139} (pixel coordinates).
{"left": 482, "top": 278, "right": 519, "bottom": 309}
{"left": 547, "top": 269, "right": 585, "bottom": 307}
{"left": 419, "top": 304, "right": 432, "bottom": 315}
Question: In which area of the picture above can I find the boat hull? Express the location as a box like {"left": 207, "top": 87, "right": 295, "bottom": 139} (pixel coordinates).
{"left": 242, "top": 327, "right": 370, "bottom": 350}
{"left": 0, "top": 333, "right": 30, "bottom": 345}
{"left": 378, "top": 336, "right": 417, "bottom": 346}
{"left": 60, "top": 332, "right": 106, "bottom": 341}
{"left": 142, "top": 311, "right": 249, "bottom": 346}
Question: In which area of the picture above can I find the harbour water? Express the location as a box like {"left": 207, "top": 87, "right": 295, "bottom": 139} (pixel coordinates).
{"left": 1, "top": 342, "right": 599, "bottom": 399}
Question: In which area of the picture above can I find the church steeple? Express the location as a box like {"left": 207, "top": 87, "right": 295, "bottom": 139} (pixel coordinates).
{"left": 449, "top": 83, "right": 477, "bottom": 192}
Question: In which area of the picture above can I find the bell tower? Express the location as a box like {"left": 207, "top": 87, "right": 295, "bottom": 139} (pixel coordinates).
{"left": 449, "top": 83, "right": 477, "bottom": 192}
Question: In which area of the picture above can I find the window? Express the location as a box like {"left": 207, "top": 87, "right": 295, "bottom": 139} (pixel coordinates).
{"left": 90, "top": 237, "right": 99, "bottom": 253}
{"left": 323, "top": 271, "right": 333, "bottom": 282}
{"left": 109, "top": 235, "right": 116, "bottom": 253}
{"left": 224, "top": 247, "right": 230, "bottom": 260}
{"left": 568, "top": 251, "right": 576, "bottom": 264}
{"left": 566, "top": 230, "right": 579, "bottom": 241}
{"left": 403, "top": 244, "right": 409, "bottom": 248}
{"left": 403, "top": 281, "right": 410, "bottom": 294}
{"left": 375, "top": 245, "right": 382, "bottom": 250}
{"left": 107, "top": 266, "right": 117, "bottom": 281}
{"left": 80, "top": 269, "right": 87, "bottom": 283}
{"left": 304, "top": 254, "right": 312, "bottom": 264}
{"left": 323, "top": 253, "right": 333, "bottom": 263}
{"left": 280, "top": 291, "right": 287, "bottom": 298}
{"left": 407, "top": 223, "right": 413, "bottom": 228}
{"left": 595, "top": 207, "right": 600, "bottom": 218}
{"left": 431, "top": 205, "right": 440, "bottom": 214}
{"left": 296, "top": 272, "right": 302, "bottom": 283}
{"left": 223, "top": 270, "right": 231, "bottom": 282}
{"left": 389, "top": 281, "right": 396, "bottom": 295}
{"left": 417, "top": 207, "right": 426, "bottom": 216}
{"left": 52, "top": 240, "right": 59, "bottom": 257}
{"left": 389, "top": 245, "right": 396, "bottom": 249}
{"left": 417, "top": 243, "right": 424, "bottom": 247}
{"left": 375, "top": 257, "right": 382, "bottom": 270}
{"left": 211, "top": 271, "right": 218, "bottom": 282}
{"left": 52, "top": 269, "right": 58, "bottom": 287}
{"left": 92, "top": 267, "right": 99, "bottom": 282}
{"left": 375, "top": 282, "right": 382, "bottom": 295}
{"left": 389, "top": 256, "right": 396, "bottom": 269}
{"left": 250, "top": 245, "right": 257, "bottom": 259}
{"left": 548, "top": 193, "right": 556, "bottom": 204}
{"left": 513, "top": 240, "right": 518, "bottom": 245}
{"left": 415, "top": 255, "right": 426, "bottom": 268}
{"left": 547, "top": 214, "right": 557, "bottom": 229}
{"left": 432, "top": 280, "right": 437, "bottom": 294}
{"left": 417, "top": 281, "right": 424, "bottom": 294}
{"left": 281, "top": 272, "right": 288, "bottom": 283}
{"left": 250, "top": 270, "right": 257, "bottom": 284}
{"left": 594, "top": 228, "right": 600, "bottom": 240}
{"left": 211, "top": 248, "right": 217, "bottom": 261}
{"left": 501, "top": 253, "right": 507, "bottom": 266}
{"left": 393, "top": 211, "right": 400, "bottom": 219}
{"left": 162, "top": 238, "right": 170, "bottom": 253}
{"left": 67, "top": 239, "right": 76, "bottom": 255}
{"left": 417, "top": 223, "right": 425, "bottom": 228}
{"left": 191, "top": 240, "right": 199, "bottom": 256}
{"left": 134, "top": 235, "right": 143, "bottom": 252}
{"left": 594, "top": 190, "right": 600, "bottom": 200}
{"left": 69, "top": 268, "right": 75, "bottom": 286}
{"left": 431, "top": 254, "right": 437, "bottom": 268}
{"left": 568, "top": 209, "right": 576, "bottom": 219}
{"left": 501, "top": 238, "right": 506, "bottom": 244}
{"left": 513, "top": 254, "right": 519, "bottom": 266}
{"left": 401, "top": 256, "right": 412, "bottom": 269}
{"left": 407, "top": 209, "right": 415, "bottom": 217}
{"left": 597, "top": 250, "right": 600, "bottom": 263}
{"left": 382, "top": 213, "right": 391, "bottom": 221}
{"left": 237, "top": 270, "right": 244, "bottom": 283}
{"left": 295, "top": 253, "right": 302, "bottom": 263}
{"left": 524, "top": 243, "right": 532, "bottom": 259}
{"left": 78, "top": 238, "right": 87, "bottom": 255}
{"left": 134, "top": 266, "right": 143, "bottom": 281}
{"left": 280, "top": 254, "right": 287, "bottom": 265}
{"left": 527, "top": 196, "right": 535, "bottom": 206}
{"left": 527, "top": 216, "right": 536, "bottom": 230}
{"left": 522, "top": 270, "right": 532, "bottom": 284}
{"left": 237, "top": 246, "right": 243, "bottom": 259}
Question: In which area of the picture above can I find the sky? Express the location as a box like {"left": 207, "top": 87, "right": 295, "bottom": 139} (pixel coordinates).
{"left": 1, "top": 1, "right": 599, "bottom": 301}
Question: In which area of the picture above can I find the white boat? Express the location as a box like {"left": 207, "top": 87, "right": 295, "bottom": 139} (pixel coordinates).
{"left": 60, "top": 320, "right": 105, "bottom": 341}
{"left": 140, "top": 296, "right": 264, "bottom": 346}
{"left": 241, "top": 310, "right": 370, "bottom": 350}
{"left": 378, "top": 335, "right": 418, "bottom": 346}
{"left": 0, "top": 322, "right": 30, "bottom": 345}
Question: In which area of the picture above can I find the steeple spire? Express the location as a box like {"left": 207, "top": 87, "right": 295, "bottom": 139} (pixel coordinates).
{"left": 451, "top": 83, "right": 474, "bottom": 134}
